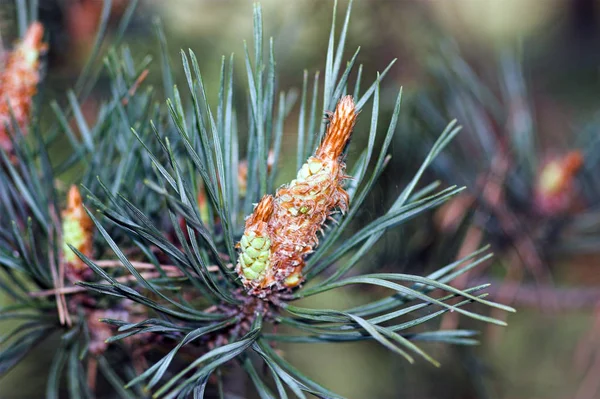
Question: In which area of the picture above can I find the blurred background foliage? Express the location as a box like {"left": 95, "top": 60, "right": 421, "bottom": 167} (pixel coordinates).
{"left": 2, "top": 0, "right": 600, "bottom": 398}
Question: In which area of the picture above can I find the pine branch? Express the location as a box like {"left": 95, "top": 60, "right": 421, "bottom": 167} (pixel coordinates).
{"left": 0, "top": 1, "right": 518, "bottom": 398}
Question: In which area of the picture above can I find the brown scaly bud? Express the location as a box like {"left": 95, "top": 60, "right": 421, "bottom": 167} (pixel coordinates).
{"left": 237, "top": 95, "right": 357, "bottom": 296}
{"left": 0, "top": 22, "right": 46, "bottom": 154}
{"left": 62, "top": 186, "right": 94, "bottom": 276}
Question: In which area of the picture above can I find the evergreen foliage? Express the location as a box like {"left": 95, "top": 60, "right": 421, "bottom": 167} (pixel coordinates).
{"left": 0, "top": 1, "right": 514, "bottom": 397}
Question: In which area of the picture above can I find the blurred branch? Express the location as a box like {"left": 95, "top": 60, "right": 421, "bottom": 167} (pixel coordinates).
{"left": 469, "top": 278, "right": 600, "bottom": 310}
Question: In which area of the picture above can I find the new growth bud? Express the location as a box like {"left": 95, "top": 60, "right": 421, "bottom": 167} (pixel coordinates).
{"left": 0, "top": 22, "right": 46, "bottom": 154}
{"left": 534, "top": 151, "right": 584, "bottom": 215}
{"left": 62, "top": 186, "right": 94, "bottom": 274}
{"left": 237, "top": 95, "right": 358, "bottom": 296}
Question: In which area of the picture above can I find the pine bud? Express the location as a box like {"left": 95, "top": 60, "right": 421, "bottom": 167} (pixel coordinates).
{"left": 534, "top": 151, "right": 583, "bottom": 215}
{"left": 237, "top": 96, "right": 357, "bottom": 295}
{"left": 62, "top": 186, "right": 94, "bottom": 274}
{"left": 197, "top": 183, "right": 210, "bottom": 224}
{"left": 0, "top": 22, "right": 45, "bottom": 154}
{"left": 238, "top": 150, "right": 275, "bottom": 197}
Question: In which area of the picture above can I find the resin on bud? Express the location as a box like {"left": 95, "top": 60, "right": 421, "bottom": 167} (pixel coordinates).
{"left": 0, "top": 22, "right": 46, "bottom": 154}
{"left": 62, "top": 186, "right": 94, "bottom": 274}
{"left": 237, "top": 96, "right": 357, "bottom": 296}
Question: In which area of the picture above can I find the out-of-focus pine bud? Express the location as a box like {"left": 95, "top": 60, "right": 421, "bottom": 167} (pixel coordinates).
{"left": 177, "top": 181, "right": 218, "bottom": 243}
{"left": 238, "top": 150, "right": 275, "bottom": 197}
{"left": 0, "top": 22, "right": 46, "bottom": 154}
{"left": 237, "top": 96, "right": 357, "bottom": 296}
{"left": 197, "top": 182, "right": 210, "bottom": 224}
{"left": 62, "top": 186, "right": 94, "bottom": 274}
{"left": 87, "top": 308, "right": 128, "bottom": 356}
{"left": 238, "top": 162, "right": 249, "bottom": 197}
{"left": 434, "top": 192, "right": 475, "bottom": 232}
{"left": 534, "top": 151, "right": 584, "bottom": 215}
{"left": 177, "top": 183, "right": 211, "bottom": 242}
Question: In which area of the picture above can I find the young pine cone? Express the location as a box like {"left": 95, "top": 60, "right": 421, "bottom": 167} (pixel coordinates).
{"left": 237, "top": 95, "right": 358, "bottom": 296}
{"left": 0, "top": 22, "right": 45, "bottom": 154}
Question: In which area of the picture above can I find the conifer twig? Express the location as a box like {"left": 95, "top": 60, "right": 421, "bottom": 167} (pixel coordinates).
{"left": 94, "top": 259, "right": 227, "bottom": 273}
{"left": 29, "top": 271, "right": 183, "bottom": 297}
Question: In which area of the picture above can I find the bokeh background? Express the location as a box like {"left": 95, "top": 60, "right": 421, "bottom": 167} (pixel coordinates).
{"left": 2, "top": 0, "right": 600, "bottom": 398}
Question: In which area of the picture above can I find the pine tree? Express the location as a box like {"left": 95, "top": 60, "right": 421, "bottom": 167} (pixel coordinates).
{"left": 0, "top": 1, "right": 514, "bottom": 397}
